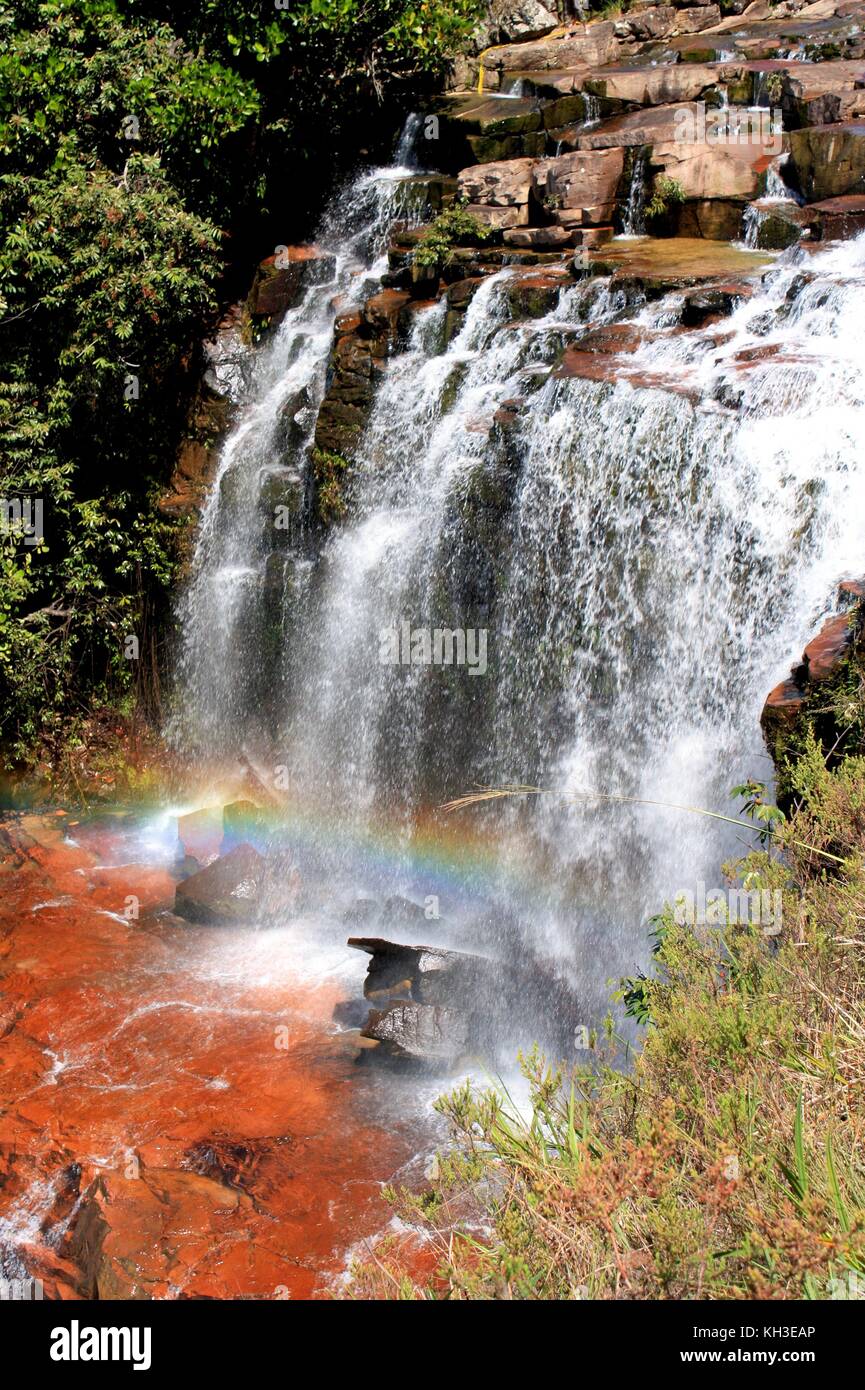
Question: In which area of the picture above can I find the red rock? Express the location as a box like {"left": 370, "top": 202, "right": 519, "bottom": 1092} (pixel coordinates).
{"left": 249, "top": 246, "right": 336, "bottom": 320}
{"left": 807, "top": 193, "right": 865, "bottom": 241}
{"left": 0, "top": 813, "right": 426, "bottom": 1300}
{"left": 803, "top": 611, "right": 858, "bottom": 682}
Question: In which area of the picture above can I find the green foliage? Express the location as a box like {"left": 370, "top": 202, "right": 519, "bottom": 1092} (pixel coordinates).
{"left": 312, "top": 447, "right": 351, "bottom": 525}
{"left": 412, "top": 201, "right": 492, "bottom": 269}
{"left": 646, "top": 175, "right": 686, "bottom": 220}
{"left": 0, "top": 0, "right": 484, "bottom": 763}
{"left": 349, "top": 732, "right": 865, "bottom": 1299}
{"left": 731, "top": 778, "right": 787, "bottom": 843}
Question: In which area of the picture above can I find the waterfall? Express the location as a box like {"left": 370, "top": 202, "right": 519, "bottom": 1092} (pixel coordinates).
{"left": 742, "top": 154, "right": 801, "bottom": 247}
{"left": 172, "top": 157, "right": 421, "bottom": 759}
{"left": 622, "top": 149, "right": 647, "bottom": 237}
{"left": 176, "top": 165, "right": 865, "bottom": 1030}
{"left": 394, "top": 111, "right": 423, "bottom": 169}
{"left": 743, "top": 203, "right": 766, "bottom": 249}
{"left": 582, "top": 92, "right": 600, "bottom": 128}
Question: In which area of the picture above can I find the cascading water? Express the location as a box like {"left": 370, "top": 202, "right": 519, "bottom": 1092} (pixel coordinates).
{"left": 582, "top": 92, "right": 600, "bottom": 128}
{"left": 742, "top": 153, "right": 802, "bottom": 247}
{"left": 622, "top": 150, "right": 647, "bottom": 237}
{"left": 176, "top": 175, "right": 865, "bottom": 1044}
{"left": 173, "top": 152, "right": 422, "bottom": 760}
{"left": 394, "top": 111, "right": 423, "bottom": 168}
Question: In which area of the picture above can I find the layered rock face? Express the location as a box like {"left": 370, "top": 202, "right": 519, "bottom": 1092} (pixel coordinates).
{"left": 171, "top": 1, "right": 865, "bottom": 536}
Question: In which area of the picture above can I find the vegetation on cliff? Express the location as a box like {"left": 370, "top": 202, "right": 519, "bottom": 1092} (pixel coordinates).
{"left": 0, "top": 0, "right": 483, "bottom": 768}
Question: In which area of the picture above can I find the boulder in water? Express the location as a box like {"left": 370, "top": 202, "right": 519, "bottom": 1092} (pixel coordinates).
{"left": 174, "top": 844, "right": 263, "bottom": 925}
{"left": 348, "top": 935, "right": 584, "bottom": 1061}
{"left": 360, "top": 1001, "right": 470, "bottom": 1063}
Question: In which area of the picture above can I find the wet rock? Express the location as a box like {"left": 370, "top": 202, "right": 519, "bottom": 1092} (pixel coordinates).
{"left": 807, "top": 192, "right": 865, "bottom": 239}
{"left": 348, "top": 938, "right": 488, "bottom": 1005}
{"left": 681, "top": 279, "right": 755, "bottom": 324}
{"left": 748, "top": 199, "right": 810, "bottom": 249}
{"left": 392, "top": 173, "right": 459, "bottom": 218}
{"left": 789, "top": 122, "right": 865, "bottom": 200}
{"left": 506, "top": 268, "right": 568, "bottom": 317}
{"left": 446, "top": 276, "right": 485, "bottom": 309}
{"left": 348, "top": 935, "right": 584, "bottom": 1063}
{"left": 260, "top": 463, "right": 305, "bottom": 546}
{"left": 361, "top": 1001, "right": 469, "bottom": 1063}
{"left": 571, "top": 322, "right": 646, "bottom": 354}
{"left": 184, "top": 1133, "right": 295, "bottom": 1198}
{"left": 587, "top": 236, "right": 771, "bottom": 297}
{"left": 361, "top": 289, "right": 412, "bottom": 350}
{"left": 159, "top": 380, "right": 233, "bottom": 525}
{"left": 542, "top": 93, "right": 592, "bottom": 130}
{"left": 174, "top": 844, "right": 263, "bottom": 925}
{"left": 469, "top": 130, "right": 547, "bottom": 162}
{"left": 313, "top": 317, "right": 386, "bottom": 459}
{"left": 247, "top": 246, "right": 336, "bottom": 323}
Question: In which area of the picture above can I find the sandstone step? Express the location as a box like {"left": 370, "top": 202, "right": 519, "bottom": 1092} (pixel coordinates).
{"left": 503, "top": 225, "right": 574, "bottom": 246}
{"left": 806, "top": 191, "right": 865, "bottom": 238}
{"left": 247, "top": 246, "right": 336, "bottom": 322}
{"left": 584, "top": 235, "right": 772, "bottom": 294}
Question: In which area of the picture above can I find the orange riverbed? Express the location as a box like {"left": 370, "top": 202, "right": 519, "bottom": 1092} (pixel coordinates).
{"left": 0, "top": 810, "right": 431, "bottom": 1299}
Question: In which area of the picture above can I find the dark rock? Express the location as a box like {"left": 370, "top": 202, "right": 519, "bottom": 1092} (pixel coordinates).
{"left": 248, "top": 247, "right": 336, "bottom": 322}
{"left": 807, "top": 193, "right": 865, "bottom": 241}
{"left": 681, "top": 280, "right": 754, "bottom": 326}
{"left": 747, "top": 200, "right": 810, "bottom": 250}
{"left": 348, "top": 935, "right": 584, "bottom": 1064}
{"left": 361, "top": 1001, "right": 469, "bottom": 1063}
{"left": 174, "top": 844, "right": 263, "bottom": 925}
